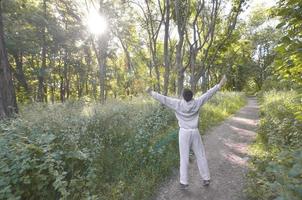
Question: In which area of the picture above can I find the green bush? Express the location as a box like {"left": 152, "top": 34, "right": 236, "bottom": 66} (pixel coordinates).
{"left": 200, "top": 92, "right": 246, "bottom": 132}
{"left": 247, "top": 90, "right": 302, "bottom": 200}
{"left": 0, "top": 92, "right": 245, "bottom": 200}
{"left": 259, "top": 90, "right": 302, "bottom": 148}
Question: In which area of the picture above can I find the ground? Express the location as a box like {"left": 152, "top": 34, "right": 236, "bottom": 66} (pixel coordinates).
{"left": 155, "top": 97, "right": 259, "bottom": 200}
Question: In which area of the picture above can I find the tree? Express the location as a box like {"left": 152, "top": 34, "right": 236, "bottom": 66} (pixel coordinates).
{"left": 163, "top": 0, "right": 171, "bottom": 95}
{"left": 273, "top": 0, "right": 302, "bottom": 86}
{"left": 37, "top": 0, "right": 48, "bottom": 102}
{"left": 189, "top": 0, "right": 245, "bottom": 92}
{"left": 1, "top": 0, "right": 254, "bottom": 104}
{"left": 174, "top": 0, "right": 189, "bottom": 96}
{"left": 94, "top": 1, "right": 111, "bottom": 103}
{"left": 0, "top": 0, "right": 18, "bottom": 118}
{"left": 131, "top": 0, "right": 164, "bottom": 92}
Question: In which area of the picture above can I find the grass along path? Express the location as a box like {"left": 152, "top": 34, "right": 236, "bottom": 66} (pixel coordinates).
{"left": 0, "top": 92, "right": 246, "bottom": 199}
{"left": 155, "top": 97, "right": 259, "bottom": 200}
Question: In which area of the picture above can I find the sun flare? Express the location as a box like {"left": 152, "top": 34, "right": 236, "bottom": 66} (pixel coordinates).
{"left": 86, "top": 11, "right": 107, "bottom": 35}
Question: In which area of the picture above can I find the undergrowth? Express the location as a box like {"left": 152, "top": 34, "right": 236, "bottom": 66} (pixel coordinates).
{"left": 0, "top": 92, "right": 246, "bottom": 200}
{"left": 246, "top": 90, "right": 302, "bottom": 200}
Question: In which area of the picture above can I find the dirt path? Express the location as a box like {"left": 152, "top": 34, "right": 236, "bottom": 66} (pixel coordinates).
{"left": 155, "top": 97, "right": 259, "bottom": 200}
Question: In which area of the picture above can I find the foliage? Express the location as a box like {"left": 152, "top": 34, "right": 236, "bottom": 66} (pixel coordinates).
{"left": 247, "top": 90, "right": 302, "bottom": 200}
{"left": 259, "top": 91, "right": 301, "bottom": 148}
{"left": 210, "top": 5, "right": 281, "bottom": 95}
{"left": 261, "top": 76, "right": 300, "bottom": 92}
{"left": 0, "top": 92, "right": 245, "bottom": 200}
{"left": 272, "top": 0, "right": 302, "bottom": 86}
{"left": 1, "top": 0, "right": 248, "bottom": 104}
{"left": 199, "top": 92, "right": 246, "bottom": 131}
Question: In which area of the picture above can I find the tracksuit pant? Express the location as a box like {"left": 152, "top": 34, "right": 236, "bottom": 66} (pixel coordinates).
{"left": 179, "top": 128, "right": 210, "bottom": 185}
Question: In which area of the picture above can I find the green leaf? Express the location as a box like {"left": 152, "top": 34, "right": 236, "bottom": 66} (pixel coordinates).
{"left": 274, "top": 197, "right": 284, "bottom": 200}
{"left": 276, "top": 21, "right": 286, "bottom": 29}
{"left": 288, "top": 163, "right": 301, "bottom": 177}
{"left": 41, "top": 134, "right": 56, "bottom": 144}
{"left": 293, "top": 186, "right": 302, "bottom": 197}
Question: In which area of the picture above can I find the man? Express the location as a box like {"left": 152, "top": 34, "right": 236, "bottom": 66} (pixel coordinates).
{"left": 146, "top": 75, "right": 227, "bottom": 189}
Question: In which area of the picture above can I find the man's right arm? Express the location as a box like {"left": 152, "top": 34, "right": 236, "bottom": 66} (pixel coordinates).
{"left": 147, "top": 88, "right": 180, "bottom": 111}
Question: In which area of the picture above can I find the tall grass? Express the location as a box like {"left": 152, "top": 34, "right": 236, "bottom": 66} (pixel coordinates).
{"left": 199, "top": 92, "right": 246, "bottom": 132}
{"left": 0, "top": 92, "right": 246, "bottom": 200}
{"left": 246, "top": 90, "right": 302, "bottom": 200}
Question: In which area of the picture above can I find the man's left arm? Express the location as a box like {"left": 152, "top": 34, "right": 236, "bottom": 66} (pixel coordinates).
{"left": 196, "top": 75, "right": 227, "bottom": 106}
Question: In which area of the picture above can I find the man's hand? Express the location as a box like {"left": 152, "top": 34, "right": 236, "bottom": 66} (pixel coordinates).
{"left": 146, "top": 87, "right": 152, "bottom": 94}
{"left": 219, "top": 75, "right": 227, "bottom": 87}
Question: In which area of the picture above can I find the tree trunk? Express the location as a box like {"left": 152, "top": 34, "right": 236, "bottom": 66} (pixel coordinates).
{"left": 84, "top": 45, "right": 91, "bottom": 96}
{"left": 171, "top": 74, "right": 176, "bottom": 94}
{"left": 99, "top": 46, "right": 107, "bottom": 103}
{"left": 92, "top": 36, "right": 108, "bottom": 104}
{"left": 85, "top": 80, "right": 89, "bottom": 96}
{"left": 191, "top": 79, "right": 198, "bottom": 94}
{"left": 49, "top": 57, "right": 55, "bottom": 103}
{"left": 37, "top": 75, "right": 44, "bottom": 102}
{"left": 50, "top": 81, "right": 55, "bottom": 104}
{"left": 77, "top": 72, "right": 84, "bottom": 99}
{"left": 37, "top": 0, "right": 47, "bottom": 102}
{"left": 117, "top": 36, "right": 133, "bottom": 72}
{"left": 143, "top": 0, "right": 163, "bottom": 92}
{"left": 201, "top": 70, "right": 208, "bottom": 93}
{"left": 189, "top": 49, "right": 198, "bottom": 93}
{"left": 60, "top": 76, "right": 65, "bottom": 102}
{"left": 11, "top": 51, "right": 31, "bottom": 99}
{"left": 62, "top": 49, "right": 70, "bottom": 101}
{"left": 92, "top": 77, "right": 97, "bottom": 100}
{"left": 174, "top": 0, "right": 187, "bottom": 96}
{"left": 163, "top": 0, "right": 170, "bottom": 95}
{"left": 176, "top": 35, "right": 185, "bottom": 96}
{"left": 152, "top": 51, "right": 161, "bottom": 92}
{"left": 0, "top": 1, "right": 18, "bottom": 118}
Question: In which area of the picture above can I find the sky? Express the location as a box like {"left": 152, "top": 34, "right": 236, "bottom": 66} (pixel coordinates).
{"left": 239, "top": 0, "right": 277, "bottom": 20}
{"left": 77, "top": 0, "right": 279, "bottom": 47}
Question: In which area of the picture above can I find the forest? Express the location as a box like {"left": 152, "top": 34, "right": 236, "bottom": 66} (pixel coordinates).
{"left": 0, "top": 0, "right": 301, "bottom": 199}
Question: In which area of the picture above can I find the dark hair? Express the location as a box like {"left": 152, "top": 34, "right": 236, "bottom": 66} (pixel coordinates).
{"left": 183, "top": 88, "right": 193, "bottom": 102}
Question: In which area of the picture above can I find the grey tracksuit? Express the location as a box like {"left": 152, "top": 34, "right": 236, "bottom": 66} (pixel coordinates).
{"left": 149, "top": 84, "right": 221, "bottom": 185}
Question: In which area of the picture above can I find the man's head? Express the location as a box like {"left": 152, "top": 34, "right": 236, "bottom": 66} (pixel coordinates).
{"left": 182, "top": 88, "right": 193, "bottom": 102}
